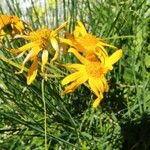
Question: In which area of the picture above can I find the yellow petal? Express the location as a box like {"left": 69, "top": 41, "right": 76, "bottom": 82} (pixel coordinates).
{"left": 63, "top": 63, "right": 85, "bottom": 71}
{"left": 94, "top": 78, "right": 105, "bottom": 93}
{"left": 105, "top": 49, "right": 122, "bottom": 70}
{"left": 98, "top": 40, "right": 116, "bottom": 49}
{"left": 77, "top": 21, "right": 87, "bottom": 32}
{"left": 50, "top": 37, "right": 60, "bottom": 62}
{"left": 96, "top": 43, "right": 108, "bottom": 56}
{"left": 14, "top": 21, "right": 25, "bottom": 32}
{"left": 59, "top": 37, "right": 72, "bottom": 46}
{"left": 69, "top": 48, "right": 88, "bottom": 64}
{"left": 88, "top": 78, "right": 99, "bottom": 97}
{"left": 27, "top": 57, "right": 38, "bottom": 85}
{"left": 101, "top": 76, "right": 109, "bottom": 92}
{"left": 41, "top": 50, "right": 48, "bottom": 73}
{"left": 62, "top": 71, "right": 84, "bottom": 85}
{"left": 0, "top": 29, "right": 5, "bottom": 41}
{"left": 64, "top": 76, "right": 87, "bottom": 94}
{"left": 95, "top": 47, "right": 108, "bottom": 63}
{"left": 51, "top": 37, "right": 59, "bottom": 51}
{"left": 16, "top": 46, "right": 40, "bottom": 74}
{"left": 10, "top": 42, "right": 36, "bottom": 53}
{"left": 0, "top": 15, "right": 11, "bottom": 27}
{"left": 52, "top": 21, "right": 67, "bottom": 36}
{"left": 14, "top": 34, "right": 29, "bottom": 39}
{"left": 92, "top": 94, "right": 103, "bottom": 108}
{"left": 109, "top": 49, "right": 122, "bottom": 64}
{"left": 73, "top": 26, "right": 81, "bottom": 37}
{"left": 74, "top": 20, "right": 87, "bottom": 37}
{"left": 22, "top": 46, "right": 40, "bottom": 66}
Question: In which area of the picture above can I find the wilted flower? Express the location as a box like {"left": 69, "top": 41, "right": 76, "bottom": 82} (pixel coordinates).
{"left": 9, "top": 22, "right": 67, "bottom": 84}
{"left": 0, "top": 15, "right": 27, "bottom": 40}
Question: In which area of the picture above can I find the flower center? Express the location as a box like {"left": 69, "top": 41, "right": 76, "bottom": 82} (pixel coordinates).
{"left": 0, "top": 15, "right": 11, "bottom": 26}
{"left": 30, "top": 29, "right": 52, "bottom": 49}
{"left": 77, "top": 34, "right": 99, "bottom": 54}
{"left": 86, "top": 61, "right": 107, "bottom": 78}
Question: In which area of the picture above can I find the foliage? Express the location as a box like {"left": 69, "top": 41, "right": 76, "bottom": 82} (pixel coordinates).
{"left": 0, "top": 0, "right": 150, "bottom": 149}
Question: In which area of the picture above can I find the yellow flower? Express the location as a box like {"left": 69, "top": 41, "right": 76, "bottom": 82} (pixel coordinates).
{"left": 62, "top": 48, "right": 122, "bottom": 108}
{"left": 60, "top": 20, "right": 116, "bottom": 60}
{"left": 9, "top": 22, "right": 67, "bottom": 85}
{"left": 0, "top": 15, "right": 26, "bottom": 39}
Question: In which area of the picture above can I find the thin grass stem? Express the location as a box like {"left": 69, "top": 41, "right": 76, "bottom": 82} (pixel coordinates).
{"left": 41, "top": 79, "right": 47, "bottom": 150}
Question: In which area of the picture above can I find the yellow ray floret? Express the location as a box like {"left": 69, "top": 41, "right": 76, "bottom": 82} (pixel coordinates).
{"left": 62, "top": 48, "right": 122, "bottom": 108}
{"left": 8, "top": 22, "right": 67, "bottom": 84}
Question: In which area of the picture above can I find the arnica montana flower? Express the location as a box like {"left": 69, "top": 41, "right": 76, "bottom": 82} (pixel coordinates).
{"left": 9, "top": 22, "right": 67, "bottom": 85}
{"left": 0, "top": 15, "right": 26, "bottom": 40}
{"left": 60, "top": 20, "right": 116, "bottom": 60}
{"left": 62, "top": 48, "right": 122, "bottom": 108}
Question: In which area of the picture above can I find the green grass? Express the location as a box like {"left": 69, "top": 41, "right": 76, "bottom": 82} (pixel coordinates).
{"left": 0, "top": 0, "right": 150, "bottom": 149}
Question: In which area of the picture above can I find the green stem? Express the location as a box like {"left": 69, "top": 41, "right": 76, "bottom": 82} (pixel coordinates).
{"left": 0, "top": 56, "right": 26, "bottom": 71}
{"left": 41, "top": 79, "right": 47, "bottom": 150}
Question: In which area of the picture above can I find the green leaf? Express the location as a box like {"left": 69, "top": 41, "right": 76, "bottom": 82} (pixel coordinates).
{"left": 123, "top": 68, "right": 133, "bottom": 83}
{"left": 145, "top": 54, "right": 150, "bottom": 68}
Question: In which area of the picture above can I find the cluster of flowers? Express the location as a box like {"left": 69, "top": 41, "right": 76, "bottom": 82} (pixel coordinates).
{"left": 0, "top": 15, "right": 122, "bottom": 108}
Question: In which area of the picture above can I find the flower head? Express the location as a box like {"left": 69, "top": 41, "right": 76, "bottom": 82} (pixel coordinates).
{"left": 62, "top": 48, "right": 122, "bottom": 108}
{"left": 9, "top": 22, "right": 67, "bottom": 84}
{"left": 60, "top": 20, "right": 116, "bottom": 60}
{"left": 0, "top": 15, "right": 27, "bottom": 39}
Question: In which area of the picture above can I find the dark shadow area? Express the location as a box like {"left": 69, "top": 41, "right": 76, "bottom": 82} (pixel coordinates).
{"left": 120, "top": 113, "right": 150, "bottom": 150}
{"left": 66, "top": 85, "right": 91, "bottom": 115}
{"left": 102, "top": 76, "right": 127, "bottom": 117}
